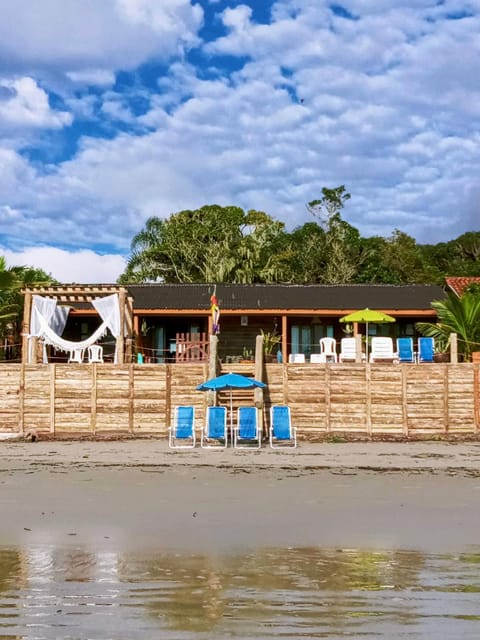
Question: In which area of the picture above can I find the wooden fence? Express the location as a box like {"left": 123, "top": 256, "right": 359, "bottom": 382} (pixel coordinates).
{"left": 0, "top": 362, "right": 478, "bottom": 440}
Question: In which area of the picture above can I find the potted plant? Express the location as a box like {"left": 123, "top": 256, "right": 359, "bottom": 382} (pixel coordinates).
{"left": 241, "top": 347, "right": 254, "bottom": 363}
{"left": 261, "top": 329, "right": 281, "bottom": 362}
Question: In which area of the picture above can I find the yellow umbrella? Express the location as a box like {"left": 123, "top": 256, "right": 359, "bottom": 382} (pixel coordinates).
{"left": 340, "top": 308, "right": 395, "bottom": 359}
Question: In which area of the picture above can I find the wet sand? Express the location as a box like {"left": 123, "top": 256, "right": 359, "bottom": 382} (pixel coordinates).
{"left": 1, "top": 440, "right": 480, "bottom": 553}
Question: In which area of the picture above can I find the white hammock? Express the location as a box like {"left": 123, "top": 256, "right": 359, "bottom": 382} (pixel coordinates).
{"left": 37, "top": 312, "right": 109, "bottom": 352}
{"left": 29, "top": 293, "right": 122, "bottom": 363}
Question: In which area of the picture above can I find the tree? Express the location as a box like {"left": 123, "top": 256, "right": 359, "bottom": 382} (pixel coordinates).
{"left": 119, "top": 205, "right": 288, "bottom": 284}
{"left": 305, "top": 186, "right": 361, "bottom": 283}
{"left": 416, "top": 291, "right": 480, "bottom": 361}
{"left": 0, "top": 258, "right": 55, "bottom": 361}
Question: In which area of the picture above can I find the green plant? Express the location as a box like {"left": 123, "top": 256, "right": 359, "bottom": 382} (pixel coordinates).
{"left": 242, "top": 347, "right": 254, "bottom": 360}
{"left": 416, "top": 291, "right": 480, "bottom": 361}
{"left": 260, "top": 329, "right": 281, "bottom": 354}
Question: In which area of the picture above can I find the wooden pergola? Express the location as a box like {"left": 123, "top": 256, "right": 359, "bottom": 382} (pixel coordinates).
{"left": 22, "top": 285, "right": 134, "bottom": 364}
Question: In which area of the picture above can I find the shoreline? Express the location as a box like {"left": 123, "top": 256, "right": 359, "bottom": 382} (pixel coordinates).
{"left": 2, "top": 439, "right": 480, "bottom": 472}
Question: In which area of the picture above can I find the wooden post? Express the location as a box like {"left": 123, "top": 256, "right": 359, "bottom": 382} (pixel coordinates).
{"left": 207, "top": 335, "right": 218, "bottom": 406}
{"left": 325, "top": 364, "right": 331, "bottom": 432}
{"left": 450, "top": 332, "right": 458, "bottom": 363}
{"left": 49, "top": 364, "right": 56, "bottom": 435}
{"left": 125, "top": 296, "right": 134, "bottom": 363}
{"left": 355, "top": 333, "right": 362, "bottom": 363}
{"left": 281, "top": 314, "right": 287, "bottom": 362}
{"left": 91, "top": 363, "right": 97, "bottom": 435}
{"left": 254, "top": 333, "right": 264, "bottom": 411}
{"left": 401, "top": 365, "right": 408, "bottom": 435}
{"left": 365, "top": 364, "right": 371, "bottom": 435}
{"left": 128, "top": 363, "right": 134, "bottom": 433}
{"left": 18, "top": 363, "right": 25, "bottom": 433}
{"left": 116, "top": 288, "right": 126, "bottom": 364}
{"left": 22, "top": 291, "right": 32, "bottom": 364}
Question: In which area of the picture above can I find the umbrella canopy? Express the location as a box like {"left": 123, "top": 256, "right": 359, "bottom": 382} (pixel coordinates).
{"left": 197, "top": 372, "right": 266, "bottom": 435}
{"left": 197, "top": 372, "right": 266, "bottom": 391}
{"left": 339, "top": 308, "right": 395, "bottom": 359}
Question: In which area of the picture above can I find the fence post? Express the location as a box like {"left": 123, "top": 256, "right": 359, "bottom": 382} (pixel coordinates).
{"left": 254, "top": 334, "right": 264, "bottom": 411}
{"left": 355, "top": 334, "right": 363, "bottom": 363}
{"left": 450, "top": 332, "right": 458, "bottom": 363}
{"left": 207, "top": 335, "right": 218, "bottom": 406}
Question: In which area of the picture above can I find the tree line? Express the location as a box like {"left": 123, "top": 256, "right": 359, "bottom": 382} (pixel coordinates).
{"left": 118, "top": 186, "right": 480, "bottom": 285}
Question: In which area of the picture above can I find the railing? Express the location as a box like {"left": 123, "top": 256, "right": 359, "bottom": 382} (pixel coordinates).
{"left": 175, "top": 332, "right": 209, "bottom": 362}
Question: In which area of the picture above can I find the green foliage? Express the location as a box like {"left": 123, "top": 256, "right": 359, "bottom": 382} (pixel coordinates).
{"left": 118, "top": 191, "right": 480, "bottom": 287}
{"left": 260, "top": 329, "right": 281, "bottom": 354}
{"left": 119, "top": 205, "right": 289, "bottom": 284}
{"left": 0, "top": 258, "right": 55, "bottom": 360}
{"left": 416, "top": 292, "right": 480, "bottom": 361}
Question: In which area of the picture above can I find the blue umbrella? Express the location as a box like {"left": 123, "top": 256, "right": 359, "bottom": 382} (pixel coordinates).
{"left": 197, "top": 372, "right": 266, "bottom": 392}
{"left": 197, "top": 372, "right": 266, "bottom": 434}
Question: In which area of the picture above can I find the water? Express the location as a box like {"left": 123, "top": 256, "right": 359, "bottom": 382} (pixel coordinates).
{"left": 1, "top": 545, "right": 479, "bottom": 639}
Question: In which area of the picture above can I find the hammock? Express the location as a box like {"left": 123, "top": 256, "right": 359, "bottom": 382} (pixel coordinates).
{"left": 29, "top": 293, "right": 121, "bottom": 363}
{"left": 36, "top": 311, "right": 109, "bottom": 352}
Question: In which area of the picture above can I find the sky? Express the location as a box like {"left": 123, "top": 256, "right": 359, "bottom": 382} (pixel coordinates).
{"left": 1, "top": 0, "right": 480, "bottom": 283}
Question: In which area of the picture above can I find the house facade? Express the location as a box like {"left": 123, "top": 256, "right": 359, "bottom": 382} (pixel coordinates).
{"left": 22, "top": 282, "right": 445, "bottom": 364}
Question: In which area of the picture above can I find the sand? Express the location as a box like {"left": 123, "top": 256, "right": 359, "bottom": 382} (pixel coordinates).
{"left": 1, "top": 440, "right": 480, "bottom": 553}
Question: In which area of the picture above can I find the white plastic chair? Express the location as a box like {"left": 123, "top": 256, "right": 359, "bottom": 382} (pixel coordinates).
{"left": 319, "top": 337, "right": 337, "bottom": 362}
{"left": 288, "top": 353, "right": 306, "bottom": 363}
{"left": 309, "top": 353, "right": 323, "bottom": 363}
{"left": 68, "top": 349, "right": 84, "bottom": 363}
{"left": 88, "top": 345, "right": 104, "bottom": 363}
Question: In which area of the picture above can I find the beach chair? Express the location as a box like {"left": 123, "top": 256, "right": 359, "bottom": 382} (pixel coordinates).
{"left": 339, "top": 337, "right": 364, "bottom": 362}
{"left": 319, "top": 337, "right": 337, "bottom": 362}
{"left": 288, "top": 353, "right": 305, "bottom": 363}
{"left": 68, "top": 349, "right": 84, "bottom": 363}
{"left": 369, "top": 337, "right": 397, "bottom": 363}
{"left": 397, "top": 337, "right": 415, "bottom": 363}
{"left": 418, "top": 337, "right": 435, "bottom": 363}
{"left": 201, "top": 406, "right": 228, "bottom": 449}
{"left": 168, "top": 405, "right": 196, "bottom": 449}
{"left": 269, "top": 405, "right": 297, "bottom": 448}
{"left": 233, "top": 406, "right": 261, "bottom": 449}
{"left": 87, "top": 344, "right": 104, "bottom": 363}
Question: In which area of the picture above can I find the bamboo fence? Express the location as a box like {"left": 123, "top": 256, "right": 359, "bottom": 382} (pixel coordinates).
{"left": 0, "top": 362, "right": 478, "bottom": 440}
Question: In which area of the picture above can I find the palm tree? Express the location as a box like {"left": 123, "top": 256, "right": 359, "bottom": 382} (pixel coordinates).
{"left": 0, "top": 258, "right": 55, "bottom": 360}
{"left": 416, "top": 291, "right": 480, "bottom": 361}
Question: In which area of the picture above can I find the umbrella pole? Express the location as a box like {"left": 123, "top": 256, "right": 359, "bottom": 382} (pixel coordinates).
{"left": 230, "top": 390, "right": 233, "bottom": 443}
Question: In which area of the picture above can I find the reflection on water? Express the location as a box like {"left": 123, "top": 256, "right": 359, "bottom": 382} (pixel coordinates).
{"left": 1, "top": 545, "right": 480, "bottom": 639}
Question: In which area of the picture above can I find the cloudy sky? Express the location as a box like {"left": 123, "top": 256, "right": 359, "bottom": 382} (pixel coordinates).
{"left": 1, "top": 0, "right": 479, "bottom": 283}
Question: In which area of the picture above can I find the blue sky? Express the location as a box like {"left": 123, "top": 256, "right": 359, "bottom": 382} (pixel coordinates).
{"left": 1, "top": 0, "right": 480, "bottom": 282}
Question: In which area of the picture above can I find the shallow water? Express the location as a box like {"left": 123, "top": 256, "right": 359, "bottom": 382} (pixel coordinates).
{"left": 1, "top": 545, "right": 480, "bottom": 639}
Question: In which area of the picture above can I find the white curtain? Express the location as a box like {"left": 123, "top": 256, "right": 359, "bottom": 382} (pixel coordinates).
{"left": 28, "top": 293, "right": 121, "bottom": 363}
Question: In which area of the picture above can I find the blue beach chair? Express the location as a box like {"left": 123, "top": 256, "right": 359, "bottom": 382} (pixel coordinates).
{"left": 168, "top": 406, "right": 196, "bottom": 449}
{"left": 418, "top": 337, "right": 435, "bottom": 363}
{"left": 201, "top": 406, "right": 228, "bottom": 449}
{"left": 233, "top": 406, "right": 261, "bottom": 449}
{"left": 269, "top": 405, "right": 297, "bottom": 449}
{"left": 397, "top": 337, "right": 415, "bottom": 363}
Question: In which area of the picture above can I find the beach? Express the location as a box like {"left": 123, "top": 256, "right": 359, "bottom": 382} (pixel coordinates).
{"left": 1, "top": 439, "right": 480, "bottom": 553}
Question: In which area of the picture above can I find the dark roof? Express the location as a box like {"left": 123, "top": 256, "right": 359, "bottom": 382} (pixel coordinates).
{"left": 127, "top": 283, "right": 445, "bottom": 311}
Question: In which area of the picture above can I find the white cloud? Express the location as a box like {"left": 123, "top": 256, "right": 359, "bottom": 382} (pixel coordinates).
{"left": 0, "top": 0, "right": 203, "bottom": 80}
{"left": 66, "top": 69, "right": 116, "bottom": 86}
{"left": 1, "top": 247, "right": 126, "bottom": 283}
{"left": 1, "top": 0, "right": 480, "bottom": 276}
{"left": 0, "top": 77, "right": 72, "bottom": 130}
